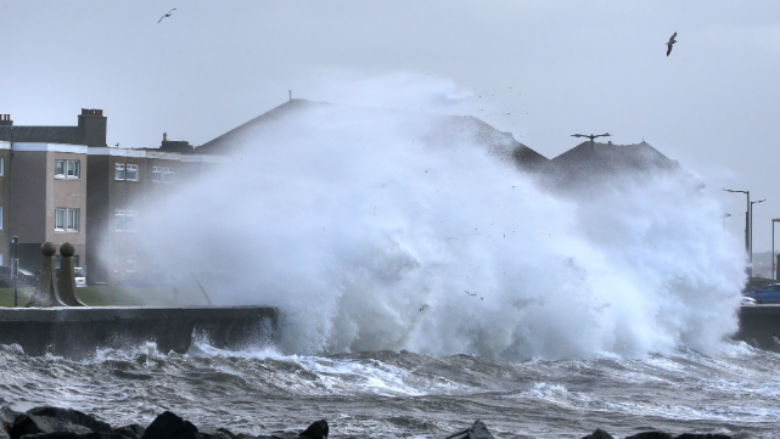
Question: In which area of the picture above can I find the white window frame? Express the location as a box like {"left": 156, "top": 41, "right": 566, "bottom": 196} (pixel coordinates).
{"left": 55, "top": 208, "right": 79, "bottom": 232}
{"left": 126, "top": 257, "right": 137, "bottom": 273}
{"left": 126, "top": 210, "right": 138, "bottom": 232}
{"left": 126, "top": 164, "right": 139, "bottom": 181}
{"left": 152, "top": 166, "right": 163, "bottom": 182}
{"left": 0, "top": 157, "right": 4, "bottom": 176}
{"left": 162, "top": 167, "right": 175, "bottom": 182}
{"left": 55, "top": 159, "right": 80, "bottom": 179}
{"left": 114, "top": 209, "right": 126, "bottom": 232}
{"left": 115, "top": 163, "right": 126, "bottom": 180}
{"left": 0, "top": 205, "right": 3, "bottom": 230}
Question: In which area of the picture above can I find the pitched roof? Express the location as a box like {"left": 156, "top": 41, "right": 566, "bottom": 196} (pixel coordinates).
{"left": 196, "top": 99, "right": 548, "bottom": 170}
{"left": 541, "top": 140, "right": 685, "bottom": 189}
{"left": 0, "top": 125, "right": 82, "bottom": 144}
{"left": 197, "top": 99, "right": 331, "bottom": 155}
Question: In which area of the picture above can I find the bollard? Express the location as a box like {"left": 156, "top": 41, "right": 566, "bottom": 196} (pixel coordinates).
{"left": 57, "top": 242, "right": 86, "bottom": 306}
{"left": 26, "top": 242, "right": 66, "bottom": 307}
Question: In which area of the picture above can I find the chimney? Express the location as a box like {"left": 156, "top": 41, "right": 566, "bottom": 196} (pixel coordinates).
{"left": 163, "top": 132, "right": 168, "bottom": 142}
{"left": 0, "top": 114, "right": 12, "bottom": 126}
{"left": 77, "top": 108, "right": 107, "bottom": 147}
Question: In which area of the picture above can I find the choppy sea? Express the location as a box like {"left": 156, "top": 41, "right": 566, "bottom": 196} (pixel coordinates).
{"left": 1, "top": 338, "right": 778, "bottom": 439}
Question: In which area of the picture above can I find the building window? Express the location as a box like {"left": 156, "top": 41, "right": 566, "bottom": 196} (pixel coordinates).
{"left": 0, "top": 157, "right": 4, "bottom": 176}
{"left": 126, "top": 257, "right": 137, "bottom": 273}
{"left": 0, "top": 205, "right": 3, "bottom": 230}
{"left": 55, "top": 159, "right": 80, "bottom": 179}
{"left": 152, "top": 166, "right": 174, "bottom": 182}
{"left": 126, "top": 210, "right": 138, "bottom": 232}
{"left": 115, "top": 209, "right": 125, "bottom": 231}
{"left": 55, "top": 208, "right": 80, "bottom": 232}
{"left": 115, "top": 209, "right": 138, "bottom": 232}
{"left": 126, "top": 164, "right": 139, "bottom": 181}
{"left": 115, "top": 163, "right": 126, "bottom": 180}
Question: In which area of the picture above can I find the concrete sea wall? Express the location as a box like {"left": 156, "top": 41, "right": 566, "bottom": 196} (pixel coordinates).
{"left": 0, "top": 306, "right": 279, "bottom": 357}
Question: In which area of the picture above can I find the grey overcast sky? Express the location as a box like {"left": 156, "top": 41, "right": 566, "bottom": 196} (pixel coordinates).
{"left": 1, "top": 1, "right": 779, "bottom": 250}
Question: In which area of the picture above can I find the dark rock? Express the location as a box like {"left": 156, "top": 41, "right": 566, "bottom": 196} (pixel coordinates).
{"left": 0, "top": 406, "right": 23, "bottom": 434}
{"left": 139, "top": 411, "right": 198, "bottom": 439}
{"left": 444, "top": 420, "right": 494, "bottom": 439}
{"left": 298, "top": 420, "right": 328, "bottom": 439}
{"left": 10, "top": 407, "right": 113, "bottom": 439}
{"left": 626, "top": 433, "right": 674, "bottom": 439}
{"left": 197, "top": 428, "right": 232, "bottom": 439}
{"left": 676, "top": 435, "right": 732, "bottom": 439}
{"left": 18, "top": 432, "right": 129, "bottom": 439}
{"left": 581, "top": 429, "right": 614, "bottom": 439}
{"left": 113, "top": 425, "right": 145, "bottom": 439}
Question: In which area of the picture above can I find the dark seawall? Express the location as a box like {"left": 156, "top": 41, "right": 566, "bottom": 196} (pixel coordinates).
{"left": 0, "top": 305, "right": 776, "bottom": 357}
{"left": 0, "top": 306, "right": 279, "bottom": 357}
{"left": 734, "top": 305, "right": 780, "bottom": 350}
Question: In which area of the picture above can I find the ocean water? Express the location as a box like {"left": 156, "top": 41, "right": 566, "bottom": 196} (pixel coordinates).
{"left": 0, "top": 340, "right": 778, "bottom": 439}
{"left": 45, "top": 92, "right": 760, "bottom": 438}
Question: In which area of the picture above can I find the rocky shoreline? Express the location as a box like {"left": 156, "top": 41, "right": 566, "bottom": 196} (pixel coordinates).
{"left": 0, "top": 405, "right": 740, "bottom": 439}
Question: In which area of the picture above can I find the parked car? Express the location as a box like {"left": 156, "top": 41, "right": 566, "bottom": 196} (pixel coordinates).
{"left": 0, "top": 266, "right": 38, "bottom": 288}
{"left": 74, "top": 267, "right": 87, "bottom": 287}
{"left": 743, "top": 283, "right": 780, "bottom": 304}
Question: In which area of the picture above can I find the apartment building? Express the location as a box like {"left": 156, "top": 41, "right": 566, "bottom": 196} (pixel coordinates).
{"left": 0, "top": 110, "right": 102, "bottom": 274}
{"left": 0, "top": 109, "right": 220, "bottom": 285}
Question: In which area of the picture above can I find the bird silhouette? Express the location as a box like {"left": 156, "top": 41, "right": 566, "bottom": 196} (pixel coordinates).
{"left": 666, "top": 32, "right": 677, "bottom": 56}
{"left": 158, "top": 8, "right": 176, "bottom": 24}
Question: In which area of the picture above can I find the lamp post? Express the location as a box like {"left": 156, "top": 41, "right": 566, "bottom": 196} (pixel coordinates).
{"left": 571, "top": 133, "right": 611, "bottom": 150}
{"left": 750, "top": 199, "right": 765, "bottom": 275}
{"left": 10, "top": 236, "right": 17, "bottom": 307}
{"left": 773, "top": 219, "right": 780, "bottom": 280}
{"left": 723, "top": 189, "right": 750, "bottom": 268}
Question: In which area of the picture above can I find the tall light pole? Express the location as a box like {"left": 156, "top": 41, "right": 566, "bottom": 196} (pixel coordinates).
{"left": 773, "top": 219, "right": 780, "bottom": 280}
{"left": 571, "top": 133, "right": 611, "bottom": 150}
{"left": 750, "top": 199, "right": 765, "bottom": 275}
{"left": 723, "top": 189, "right": 750, "bottom": 267}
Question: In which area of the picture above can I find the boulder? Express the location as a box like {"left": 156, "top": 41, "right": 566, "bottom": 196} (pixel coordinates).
{"left": 113, "top": 425, "right": 146, "bottom": 439}
{"left": 139, "top": 411, "right": 198, "bottom": 439}
{"left": 298, "top": 420, "right": 328, "bottom": 439}
{"left": 444, "top": 420, "right": 494, "bottom": 439}
{"left": 675, "top": 435, "right": 732, "bottom": 439}
{"left": 10, "top": 407, "right": 114, "bottom": 439}
{"left": 581, "top": 429, "right": 614, "bottom": 439}
{"left": 626, "top": 433, "right": 673, "bottom": 439}
{"left": 16, "top": 432, "right": 128, "bottom": 439}
{"left": 0, "top": 406, "right": 22, "bottom": 436}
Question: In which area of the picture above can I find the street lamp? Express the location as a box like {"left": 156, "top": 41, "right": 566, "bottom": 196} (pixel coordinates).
{"left": 723, "top": 189, "right": 750, "bottom": 261}
{"left": 571, "top": 133, "right": 611, "bottom": 150}
{"left": 773, "top": 219, "right": 780, "bottom": 280}
{"left": 10, "top": 236, "right": 18, "bottom": 307}
{"left": 751, "top": 199, "right": 765, "bottom": 274}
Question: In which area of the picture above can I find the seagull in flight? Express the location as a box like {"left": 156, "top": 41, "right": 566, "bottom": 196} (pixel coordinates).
{"left": 666, "top": 32, "right": 677, "bottom": 56}
{"left": 158, "top": 8, "right": 176, "bottom": 24}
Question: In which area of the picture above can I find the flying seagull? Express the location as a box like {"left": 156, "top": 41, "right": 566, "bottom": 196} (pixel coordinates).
{"left": 666, "top": 32, "right": 677, "bottom": 56}
{"left": 158, "top": 8, "right": 176, "bottom": 24}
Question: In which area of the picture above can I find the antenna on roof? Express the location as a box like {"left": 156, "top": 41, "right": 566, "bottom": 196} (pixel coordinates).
{"left": 289, "top": 90, "right": 292, "bottom": 102}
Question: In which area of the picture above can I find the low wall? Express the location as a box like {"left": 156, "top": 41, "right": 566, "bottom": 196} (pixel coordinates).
{"left": 0, "top": 305, "right": 776, "bottom": 357}
{"left": 734, "top": 305, "right": 780, "bottom": 350}
{"left": 0, "top": 306, "right": 279, "bottom": 357}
